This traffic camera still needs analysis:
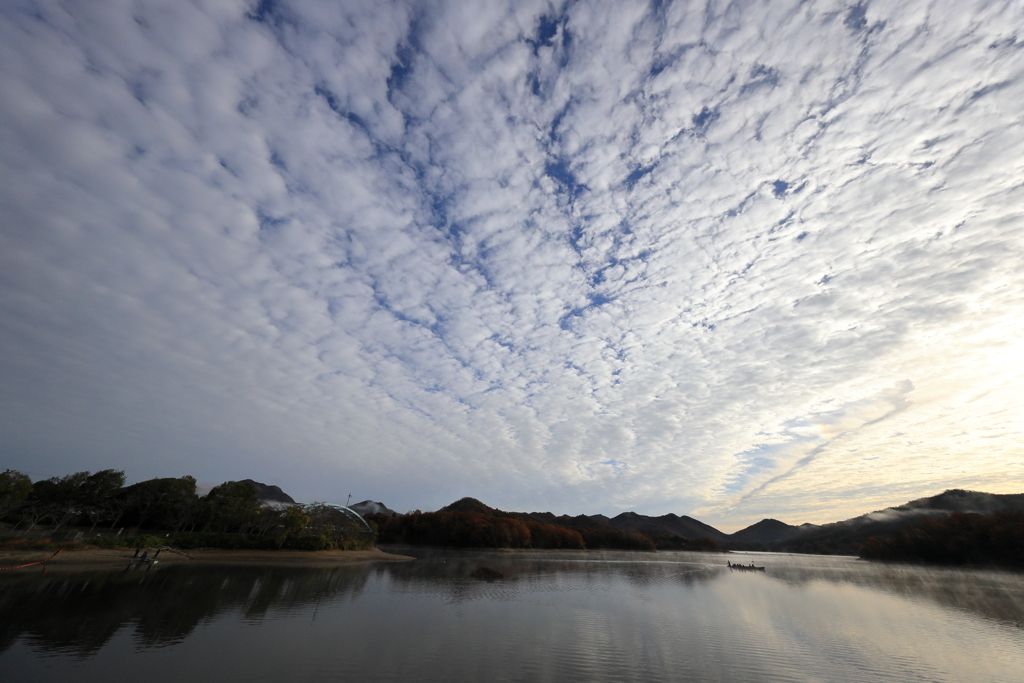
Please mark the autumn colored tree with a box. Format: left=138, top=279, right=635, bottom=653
left=526, top=521, right=585, bottom=549
left=859, top=511, right=1024, bottom=567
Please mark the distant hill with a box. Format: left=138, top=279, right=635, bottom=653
left=859, top=510, right=1024, bottom=567
left=595, top=511, right=817, bottom=546
left=440, top=497, right=495, bottom=514
left=763, top=489, right=1024, bottom=555
left=604, top=511, right=730, bottom=543
left=897, top=489, right=1024, bottom=514
left=433, top=500, right=723, bottom=541
left=350, top=500, right=398, bottom=517
left=727, top=519, right=812, bottom=545
left=381, top=489, right=1022, bottom=557
left=372, top=497, right=661, bottom=550
left=239, top=479, right=295, bottom=504
left=438, top=499, right=651, bottom=535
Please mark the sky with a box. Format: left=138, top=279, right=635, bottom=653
left=1, top=0, right=1022, bottom=532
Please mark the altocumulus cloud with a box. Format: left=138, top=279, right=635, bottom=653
left=1, top=0, right=1022, bottom=530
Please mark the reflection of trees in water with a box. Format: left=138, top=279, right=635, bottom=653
left=382, top=548, right=1024, bottom=627
left=375, top=548, right=721, bottom=604
left=762, top=560, right=1024, bottom=628
left=0, top=565, right=371, bottom=656
left=8, top=550, right=1013, bottom=663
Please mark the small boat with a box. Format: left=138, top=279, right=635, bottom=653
left=727, top=561, right=765, bottom=571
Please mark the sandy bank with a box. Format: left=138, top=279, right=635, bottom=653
left=0, top=547, right=415, bottom=573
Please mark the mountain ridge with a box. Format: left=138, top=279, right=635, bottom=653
left=602, top=511, right=731, bottom=543
left=593, top=489, right=1024, bottom=548
left=239, top=479, right=296, bottom=504
left=367, top=488, right=1024, bottom=555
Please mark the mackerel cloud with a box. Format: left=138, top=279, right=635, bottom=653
left=1, top=0, right=1022, bottom=529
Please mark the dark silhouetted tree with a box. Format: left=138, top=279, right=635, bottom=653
left=0, top=469, right=32, bottom=520
left=122, top=476, right=198, bottom=530
left=204, top=480, right=261, bottom=533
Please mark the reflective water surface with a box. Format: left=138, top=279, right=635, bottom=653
left=2, top=549, right=1023, bottom=682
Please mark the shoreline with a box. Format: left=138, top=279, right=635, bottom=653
left=0, top=547, right=415, bottom=573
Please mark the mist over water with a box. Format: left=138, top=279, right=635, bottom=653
left=2, top=551, right=1022, bottom=682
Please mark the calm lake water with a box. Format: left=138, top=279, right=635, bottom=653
left=2, top=548, right=1023, bottom=682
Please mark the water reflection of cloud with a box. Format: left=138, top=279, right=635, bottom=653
left=2, top=552, right=1023, bottom=683
left=759, top=558, right=1024, bottom=629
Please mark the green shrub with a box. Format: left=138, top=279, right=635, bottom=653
left=93, top=534, right=165, bottom=549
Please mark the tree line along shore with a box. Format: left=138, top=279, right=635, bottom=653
left=367, top=496, right=722, bottom=551
left=0, top=469, right=720, bottom=554
left=2, top=469, right=1022, bottom=569
left=0, top=469, right=375, bottom=552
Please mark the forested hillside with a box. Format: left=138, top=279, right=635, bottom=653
left=0, top=469, right=372, bottom=551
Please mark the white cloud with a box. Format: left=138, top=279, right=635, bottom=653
left=1, top=0, right=1022, bottom=529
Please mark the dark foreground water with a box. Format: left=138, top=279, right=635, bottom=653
left=2, top=549, right=1023, bottom=683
